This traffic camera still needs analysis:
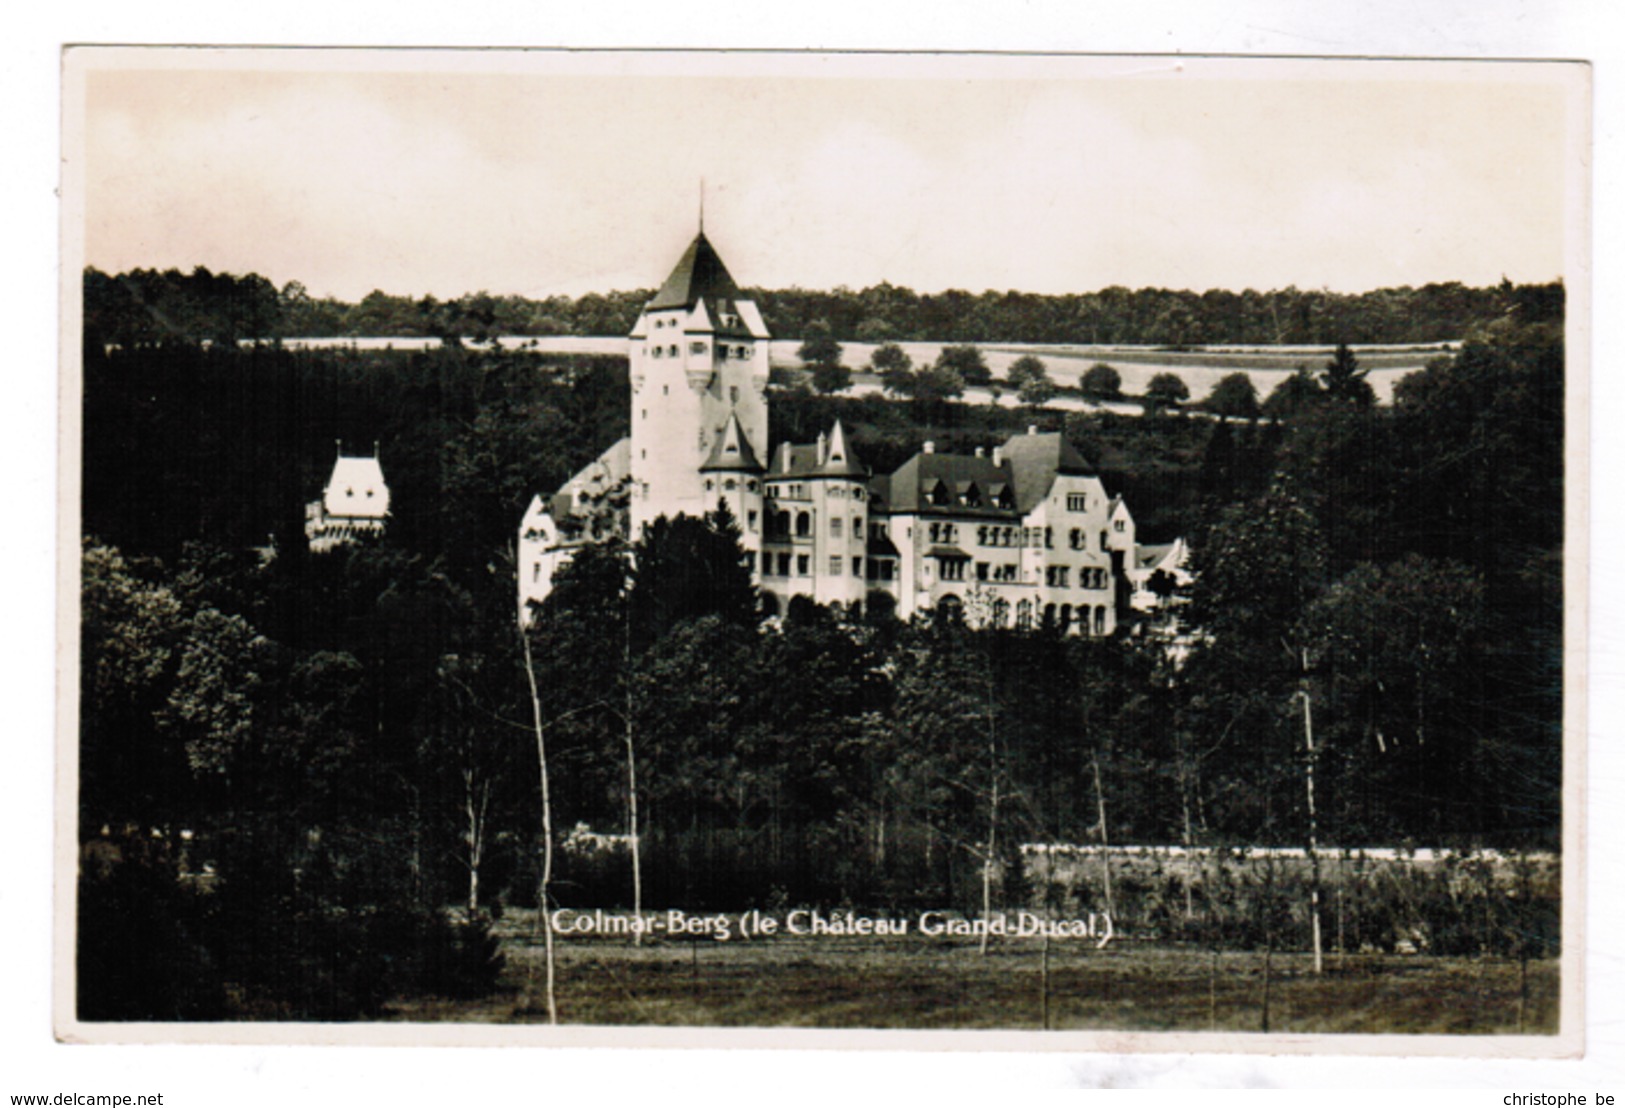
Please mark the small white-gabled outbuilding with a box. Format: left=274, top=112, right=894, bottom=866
left=306, top=443, right=391, bottom=553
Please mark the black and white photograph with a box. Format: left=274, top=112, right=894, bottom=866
left=56, top=46, right=1587, bottom=1056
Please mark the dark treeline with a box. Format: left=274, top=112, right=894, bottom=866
left=84, top=265, right=1563, bottom=347
left=78, top=272, right=1562, bottom=1019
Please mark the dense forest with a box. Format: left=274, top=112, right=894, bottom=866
left=83, top=264, right=1564, bottom=348
left=77, top=269, right=1564, bottom=1019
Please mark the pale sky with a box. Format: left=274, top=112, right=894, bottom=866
left=74, top=51, right=1581, bottom=302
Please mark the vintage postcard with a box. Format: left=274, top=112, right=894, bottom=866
left=57, top=47, right=1589, bottom=1055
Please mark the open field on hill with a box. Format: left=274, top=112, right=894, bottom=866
left=386, top=923, right=1558, bottom=1034
left=778, top=341, right=1441, bottom=405
left=269, top=335, right=1439, bottom=405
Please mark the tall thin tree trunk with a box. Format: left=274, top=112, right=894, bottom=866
left=520, top=626, right=558, bottom=1025
left=622, top=604, right=644, bottom=944
left=1302, top=659, right=1323, bottom=976
left=981, top=769, right=999, bottom=956
left=1179, top=760, right=1196, bottom=921
left=464, top=778, right=480, bottom=915
left=980, top=667, right=1000, bottom=957
left=1092, top=750, right=1115, bottom=919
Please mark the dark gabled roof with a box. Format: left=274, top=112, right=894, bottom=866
left=867, top=473, right=892, bottom=510
left=883, top=451, right=1017, bottom=517
left=700, top=413, right=764, bottom=474
left=768, top=442, right=822, bottom=478
left=648, top=232, right=744, bottom=311
left=764, top=420, right=868, bottom=480
left=999, top=431, right=1094, bottom=513
left=1136, top=542, right=1179, bottom=570
left=867, top=530, right=900, bottom=558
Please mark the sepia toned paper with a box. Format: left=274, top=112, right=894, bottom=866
left=56, top=46, right=1590, bottom=1058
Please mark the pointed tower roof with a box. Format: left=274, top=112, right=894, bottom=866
left=648, top=231, right=744, bottom=311
left=818, top=420, right=867, bottom=478
left=700, top=412, right=765, bottom=474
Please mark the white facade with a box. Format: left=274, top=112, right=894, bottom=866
left=306, top=446, right=390, bottom=553
left=518, top=228, right=1182, bottom=637
left=628, top=232, right=770, bottom=539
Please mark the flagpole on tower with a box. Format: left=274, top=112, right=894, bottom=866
left=699, top=178, right=705, bottom=233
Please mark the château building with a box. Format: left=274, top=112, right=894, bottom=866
left=519, top=228, right=1185, bottom=631
left=306, top=443, right=391, bottom=553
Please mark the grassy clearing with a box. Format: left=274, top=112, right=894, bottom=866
left=387, top=924, right=1558, bottom=1033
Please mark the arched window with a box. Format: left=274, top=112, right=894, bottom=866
left=796, top=511, right=811, bottom=538
left=1094, top=606, right=1107, bottom=635
left=992, top=597, right=1011, bottom=628
left=1016, top=599, right=1033, bottom=631
left=938, top=594, right=964, bottom=624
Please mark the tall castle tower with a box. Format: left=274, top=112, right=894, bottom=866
left=628, top=231, right=771, bottom=538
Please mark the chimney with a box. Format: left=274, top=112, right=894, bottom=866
left=780, top=441, right=792, bottom=473
left=992, top=446, right=1004, bottom=466
left=922, top=440, right=935, bottom=454
left=1027, top=424, right=1038, bottom=436
left=974, top=446, right=986, bottom=459
left=817, top=431, right=828, bottom=464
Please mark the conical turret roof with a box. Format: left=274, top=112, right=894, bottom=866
left=700, top=412, right=765, bottom=474
left=818, top=420, right=867, bottom=478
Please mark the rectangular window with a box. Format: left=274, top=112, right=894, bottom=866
left=977, top=562, right=990, bottom=581
left=852, top=557, right=862, bottom=577
left=853, top=515, right=862, bottom=538
left=691, top=341, right=707, bottom=355
left=829, top=555, right=843, bottom=576
left=730, top=386, right=740, bottom=404
left=831, top=517, right=843, bottom=538
left=1100, top=531, right=1109, bottom=551
left=797, top=554, right=810, bottom=576
left=760, top=551, right=771, bottom=575
left=1067, top=493, right=1087, bottom=512
left=778, top=553, right=792, bottom=576
left=747, top=510, right=758, bottom=532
